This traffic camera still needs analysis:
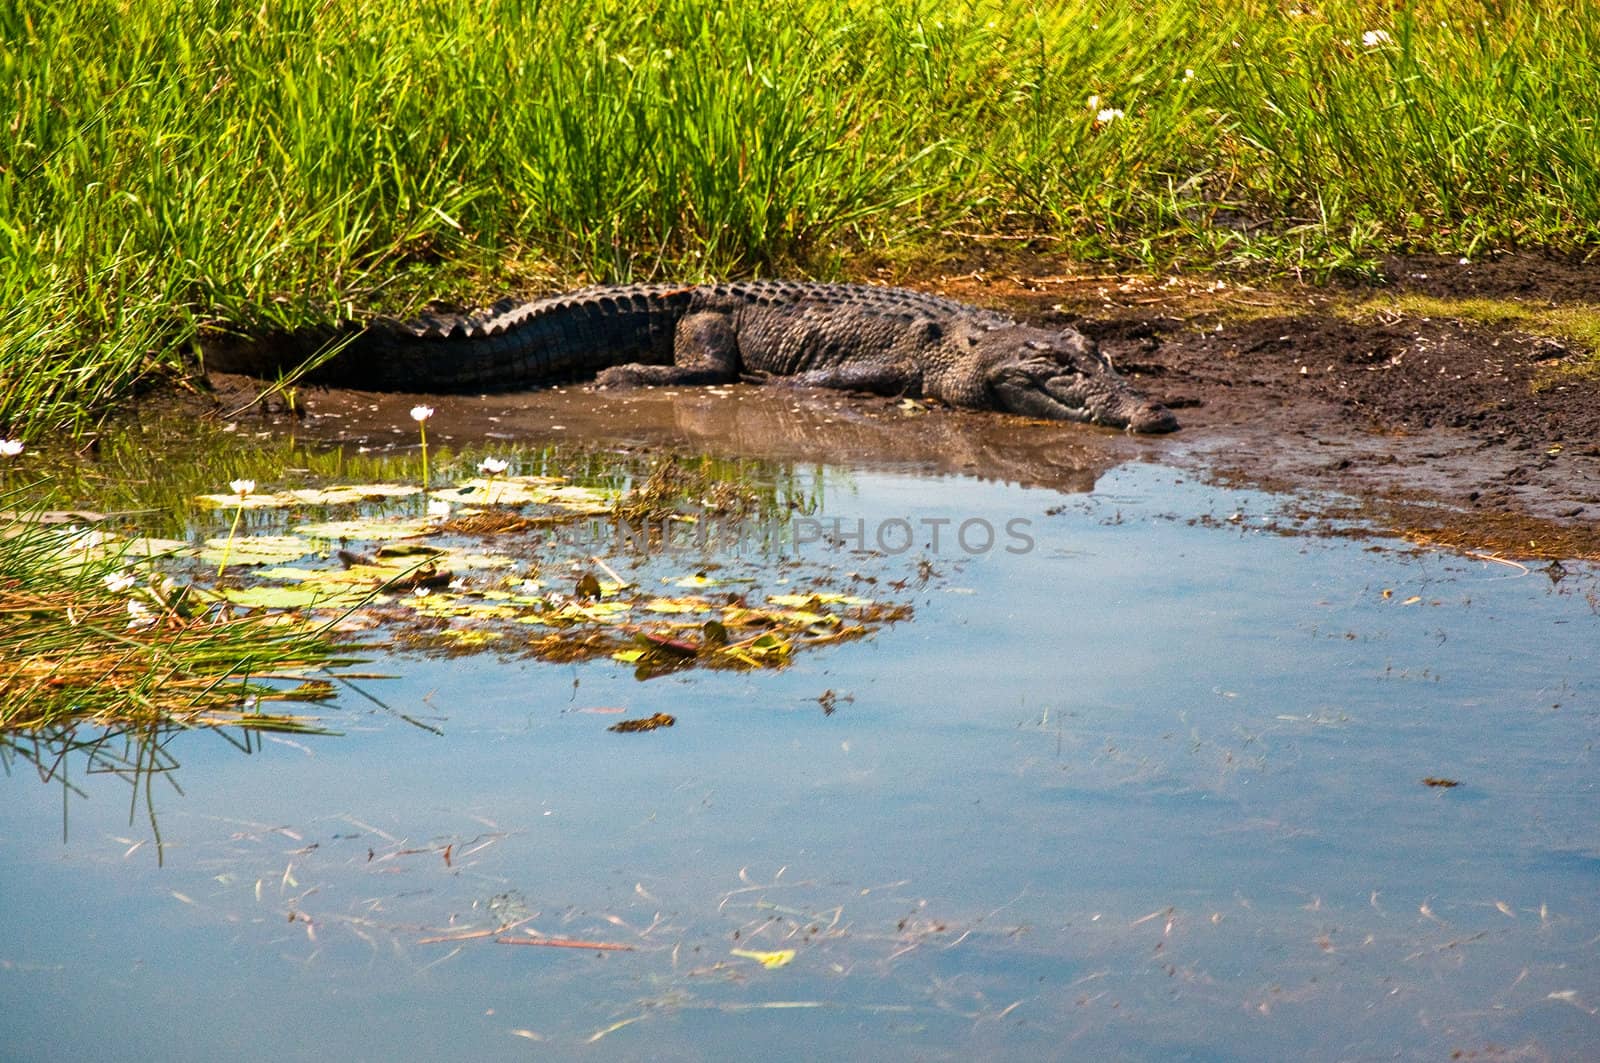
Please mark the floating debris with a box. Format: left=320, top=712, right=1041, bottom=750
left=608, top=713, right=676, bottom=733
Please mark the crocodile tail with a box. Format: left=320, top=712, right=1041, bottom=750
left=205, top=285, right=696, bottom=392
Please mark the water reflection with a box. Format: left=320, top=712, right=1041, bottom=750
left=2, top=720, right=266, bottom=864
left=279, top=384, right=1125, bottom=495
left=2, top=416, right=1597, bottom=1059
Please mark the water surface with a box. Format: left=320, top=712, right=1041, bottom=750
left=3, top=401, right=1596, bottom=1062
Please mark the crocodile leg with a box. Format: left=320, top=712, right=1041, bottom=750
left=595, top=310, right=743, bottom=388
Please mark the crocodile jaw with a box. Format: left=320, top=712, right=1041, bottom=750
left=988, top=362, right=1179, bottom=433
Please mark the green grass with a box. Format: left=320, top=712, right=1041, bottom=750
left=4, top=0, right=1599, bottom=436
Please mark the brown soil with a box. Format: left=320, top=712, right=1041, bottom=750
left=924, top=251, right=1600, bottom=559
left=203, top=251, right=1600, bottom=561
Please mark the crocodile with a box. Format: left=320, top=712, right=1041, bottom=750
left=208, top=281, right=1178, bottom=433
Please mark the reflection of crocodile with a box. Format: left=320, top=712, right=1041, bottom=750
left=208, top=282, right=1177, bottom=433
left=663, top=389, right=1112, bottom=495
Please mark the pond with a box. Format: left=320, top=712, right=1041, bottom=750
left=3, top=389, right=1597, bottom=1061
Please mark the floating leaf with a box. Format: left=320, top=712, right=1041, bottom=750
left=124, top=536, right=193, bottom=559
left=434, top=476, right=615, bottom=512
left=255, top=565, right=334, bottom=582
left=295, top=518, right=434, bottom=541
left=769, top=608, right=832, bottom=626
left=377, top=542, right=442, bottom=557
left=194, top=490, right=299, bottom=509
left=722, top=632, right=793, bottom=668
left=195, top=483, right=422, bottom=508
left=479, top=588, right=548, bottom=606
left=722, top=604, right=833, bottom=629
left=731, top=948, right=795, bottom=969
left=197, top=535, right=317, bottom=566
left=428, top=548, right=518, bottom=571
left=221, top=584, right=358, bottom=609
left=405, top=596, right=519, bottom=620
left=768, top=592, right=874, bottom=607
left=288, top=484, right=422, bottom=505
left=432, top=629, right=506, bottom=646
left=667, top=573, right=754, bottom=588
left=638, top=633, right=699, bottom=658
left=567, top=599, right=635, bottom=621
left=516, top=600, right=633, bottom=625
left=642, top=596, right=713, bottom=614
left=746, top=633, right=790, bottom=656
left=608, top=712, right=676, bottom=733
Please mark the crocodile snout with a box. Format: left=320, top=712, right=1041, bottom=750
left=1127, top=401, right=1180, bottom=434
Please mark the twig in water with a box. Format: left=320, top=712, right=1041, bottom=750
left=495, top=936, right=635, bottom=951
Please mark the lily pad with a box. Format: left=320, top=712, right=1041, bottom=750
left=198, top=535, right=319, bottom=566
left=294, top=518, right=434, bottom=541
left=404, top=595, right=520, bottom=620
left=287, top=483, right=422, bottom=505
left=221, top=584, right=361, bottom=609
left=195, top=482, right=422, bottom=508
left=124, top=536, right=194, bottom=559
left=432, top=476, right=615, bottom=513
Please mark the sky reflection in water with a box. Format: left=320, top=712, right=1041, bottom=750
left=2, top=460, right=1597, bottom=1062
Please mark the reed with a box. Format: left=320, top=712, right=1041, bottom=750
left=0, top=506, right=351, bottom=731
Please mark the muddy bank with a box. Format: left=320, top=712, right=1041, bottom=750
left=929, top=252, right=1600, bottom=558
left=204, top=252, right=1600, bottom=560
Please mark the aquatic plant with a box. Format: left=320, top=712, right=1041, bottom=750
left=479, top=456, right=509, bottom=505
left=215, top=478, right=256, bottom=577
left=411, top=405, right=435, bottom=496
left=0, top=510, right=351, bottom=732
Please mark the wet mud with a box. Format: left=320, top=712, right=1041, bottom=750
left=935, top=251, right=1600, bottom=557
left=203, top=251, right=1600, bottom=560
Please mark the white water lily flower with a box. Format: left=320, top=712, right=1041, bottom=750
left=104, top=571, right=137, bottom=594
left=126, top=600, right=157, bottom=630
left=0, top=439, right=22, bottom=457
left=410, top=404, right=435, bottom=422
left=229, top=478, right=255, bottom=497
left=478, top=457, right=510, bottom=476
left=1362, top=29, right=1392, bottom=47
left=426, top=498, right=452, bottom=519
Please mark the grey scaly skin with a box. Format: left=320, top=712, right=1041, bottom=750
left=212, top=281, right=1178, bottom=433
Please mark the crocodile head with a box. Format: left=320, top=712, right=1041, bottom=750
left=983, top=330, right=1179, bottom=433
